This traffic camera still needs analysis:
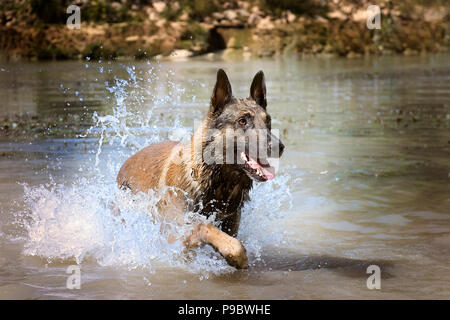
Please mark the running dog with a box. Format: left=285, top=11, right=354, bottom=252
left=117, top=69, right=284, bottom=268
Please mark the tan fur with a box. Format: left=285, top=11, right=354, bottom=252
left=117, top=141, right=180, bottom=192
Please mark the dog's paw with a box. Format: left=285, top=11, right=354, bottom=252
left=221, top=238, right=249, bottom=269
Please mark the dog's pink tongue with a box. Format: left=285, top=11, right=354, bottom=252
left=260, top=165, right=275, bottom=180
left=247, top=156, right=275, bottom=180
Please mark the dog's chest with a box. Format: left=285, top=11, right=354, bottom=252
left=193, top=168, right=252, bottom=221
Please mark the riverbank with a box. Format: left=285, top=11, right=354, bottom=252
left=1, top=0, right=449, bottom=61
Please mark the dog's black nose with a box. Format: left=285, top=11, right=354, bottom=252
left=268, top=133, right=284, bottom=158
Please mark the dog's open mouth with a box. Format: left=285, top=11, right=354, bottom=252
left=240, top=152, right=275, bottom=181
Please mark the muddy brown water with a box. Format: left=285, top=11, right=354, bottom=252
left=0, top=53, right=449, bottom=299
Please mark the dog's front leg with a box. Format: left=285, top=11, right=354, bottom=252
left=184, top=224, right=248, bottom=269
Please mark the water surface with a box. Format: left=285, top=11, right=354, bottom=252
left=0, top=53, right=449, bottom=299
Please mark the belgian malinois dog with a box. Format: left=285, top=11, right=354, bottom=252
left=116, top=69, right=284, bottom=269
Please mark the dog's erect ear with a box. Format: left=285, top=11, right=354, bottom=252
left=250, top=70, right=267, bottom=109
left=210, top=69, right=232, bottom=115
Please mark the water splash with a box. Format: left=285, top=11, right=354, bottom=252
left=19, top=62, right=292, bottom=276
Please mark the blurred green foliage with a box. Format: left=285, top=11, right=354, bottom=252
left=1, top=0, right=444, bottom=26
left=81, top=0, right=137, bottom=23
left=29, top=0, right=67, bottom=24
left=26, top=0, right=221, bottom=24
left=82, top=43, right=117, bottom=60
left=36, top=44, right=71, bottom=60
left=178, top=22, right=210, bottom=52
left=258, top=0, right=327, bottom=16
left=181, top=0, right=220, bottom=20
left=27, top=0, right=139, bottom=24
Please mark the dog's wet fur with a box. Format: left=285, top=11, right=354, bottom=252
left=117, top=69, right=284, bottom=268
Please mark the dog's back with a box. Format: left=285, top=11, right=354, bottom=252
left=117, top=140, right=181, bottom=193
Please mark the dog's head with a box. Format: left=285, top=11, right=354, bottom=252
left=204, top=69, right=284, bottom=182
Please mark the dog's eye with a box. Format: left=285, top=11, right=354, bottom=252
left=238, top=118, right=247, bottom=126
